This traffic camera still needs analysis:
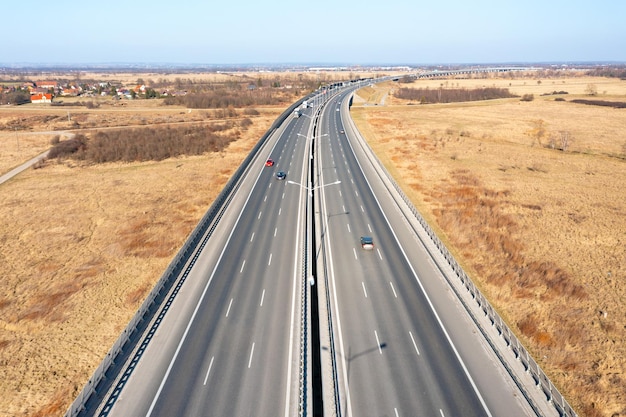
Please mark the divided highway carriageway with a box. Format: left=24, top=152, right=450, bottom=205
left=69, top=80, right=571, bottom=417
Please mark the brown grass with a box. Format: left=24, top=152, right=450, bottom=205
left=352, top=75, right=626, bottom=417
left=30, top=388, right=71, bottom=417
left=1, top=70, right=623, bottom=417
left=0, top=89, right=283, bottom=416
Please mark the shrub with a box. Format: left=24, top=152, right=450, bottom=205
left=242, top=108, right=260, bottom=116
left=47, top=135, right=87, bottom=159
left=520, top=94, right=534, bottom=102
left=240, top=118, right=253, bottom=129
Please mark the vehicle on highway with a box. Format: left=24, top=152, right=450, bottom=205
left=275, top=171, right=286, bottom=180
left=360, top=236, right=374, bottom=250
left=265, top=159, right=274, bottom=167
left=340, top=129, right=345, bottom=134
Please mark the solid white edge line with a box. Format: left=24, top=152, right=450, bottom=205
left=320, top=110, right=354, bottom=417
left=284, top=119, right=309, bottom=417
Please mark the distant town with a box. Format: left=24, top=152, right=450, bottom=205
left=1, top=62, right=624, bottom=106
left=0, top=78, right=185, bottom=105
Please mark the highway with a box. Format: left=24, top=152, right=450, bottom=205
left=99, top=84, right=547, bottom=417
left=106, top=106, right=314, bottom=416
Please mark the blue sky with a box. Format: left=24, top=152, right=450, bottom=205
left=2, top=0, right=625, bottom=65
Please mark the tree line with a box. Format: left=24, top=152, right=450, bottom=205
left=394, top=87, right=517, bottom=104
left=46, top=120, right=252, bottom=163
left=163, top=89, right=284, bottom=109
left=0, top=90, right=31, bottom=105
left=585, top=66, right=626, bottom=79
left=571, top=99, right=626, bottom=109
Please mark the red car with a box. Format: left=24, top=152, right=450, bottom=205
left=265, top=159, right=274, bottom=167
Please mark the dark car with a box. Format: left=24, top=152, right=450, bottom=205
left=360, top=236, right=374, bottom=250
left=275, top=171, right=286, bottom=180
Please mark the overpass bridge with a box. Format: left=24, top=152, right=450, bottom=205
left=414, top=66, right=534, bottom=78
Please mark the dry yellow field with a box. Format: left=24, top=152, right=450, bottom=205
left=0, top=99, right=281, bottom=416
left=352, top=74, right=626, bottom=417
left=0, top=71, right=624, bottom=417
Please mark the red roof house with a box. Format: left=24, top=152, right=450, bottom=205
left=31, top=93, right=53, bottom=103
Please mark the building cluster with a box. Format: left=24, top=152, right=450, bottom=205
left=1, top=79, right=185, bottom=104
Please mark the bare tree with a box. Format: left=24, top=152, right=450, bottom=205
left=585, top=83, right=598, bottom=96
left=559, top=131, right=572, bottom=151
left=548, top=135, right=557, bottom=150
left=529, top=119, right=546, bottom=147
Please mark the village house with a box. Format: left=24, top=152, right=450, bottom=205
left=30, top=93, right=52, bottom=104
left=35, top=81, right=58, bottom=89
left=61, top=86, right=80, bottom=96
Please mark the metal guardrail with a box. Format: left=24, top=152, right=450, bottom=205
left=299, top=92, right=335, bottom=417
left=64, top=98, right=308, bottom=417
left=343, top=95, right=577, bottom=417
